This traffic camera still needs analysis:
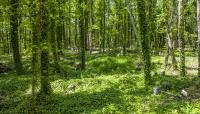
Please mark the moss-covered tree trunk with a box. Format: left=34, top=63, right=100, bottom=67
left=10, top=0, right=23, bottom=74
left=39, top=0, right=52, bottom=95
left=137, top=0, right=152, bottom=85
left=178, top=0, right=185, bottom=76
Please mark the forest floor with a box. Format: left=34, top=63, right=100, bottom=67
left=0, top=51, right=200, bottom=114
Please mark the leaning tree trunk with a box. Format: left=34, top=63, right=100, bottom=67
left=10, top=0, right=23, bottom=74
left=137, top=0, right=152, bottom=86
left=197, top=0, right=200, bottom=77
left=178, top=0, right=185, bottom=76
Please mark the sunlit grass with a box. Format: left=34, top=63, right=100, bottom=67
left=0, top=53, right=200, bottom=113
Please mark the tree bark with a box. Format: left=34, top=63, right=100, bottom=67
left=178, top=0, right=185, bottom=76
left=10, top=0, right=23, bottom=74
left=137, top=0, right=152, bottom=85
left=39, top=0, right=52, bottom=95
left=30, top=1, right=40, bottom=112
left=79, top=0, right=86, bottom=70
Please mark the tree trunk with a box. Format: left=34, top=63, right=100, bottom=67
left=88, top=0, right=93, bottom=54
left=68, top=0, right=71, bottom=49
left=123, top=1, right=128, bottom=56
left=79, top=0, right=86, bottom=70
left=178, top=0, right=185, bottom=76
left=30, top=1, right=40, bottom=112
left=57, top=0, right=63, bottom=54
left=197, top=0, right=200, bottom=77
left=10, top=0, right=23, bottom=74
left=137, top=0, right=152, bottom=85
left=39, top=0, right=52, bottom=95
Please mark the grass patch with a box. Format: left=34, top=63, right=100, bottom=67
left=0, top=53, right=200, bottom=113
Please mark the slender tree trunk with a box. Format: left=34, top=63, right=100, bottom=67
left=88, top=0, right=93, bottom=54
left=123, top=1, right=128, bottom=56
left=178, top=0, right=185, bottom=76
left=79, top=0, right=86, bottom=70
left=103, top=0, right=106, bottom=53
